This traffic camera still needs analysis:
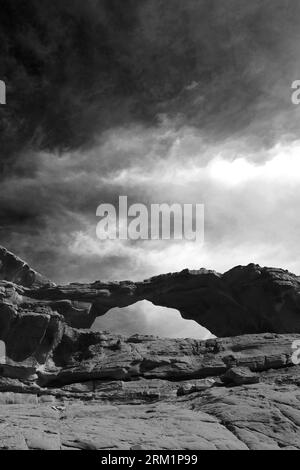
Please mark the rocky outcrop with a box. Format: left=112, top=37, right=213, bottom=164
left=0, top=246, right=52, bottom=288
left=0, top=331, right=299, bottom=450
left=31, top=330, right=299, bottom=387
left=1, top=246, right=300, bottom=368
left=27, top=264, right=300, bottom=336
left=1, top=245, right=300, bottom=450
left=2, top=246, right=300, bottom=336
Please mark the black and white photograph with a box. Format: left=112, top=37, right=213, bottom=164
left=0, top=0, right=300, bottom=454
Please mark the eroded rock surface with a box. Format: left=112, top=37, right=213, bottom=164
left=0, top=332, right=299, bottom=450
left=27, top=264, right=300, bottom=336
left=0, top=246, right=52, bottom=288
left=0, top=246, right=300, bottom=450
left=2, top=245, right=300, bottom=336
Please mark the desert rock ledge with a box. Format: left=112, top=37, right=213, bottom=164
left=1, top=246, right=300, bottom=335
left=0, top=246, right=300, bottom=450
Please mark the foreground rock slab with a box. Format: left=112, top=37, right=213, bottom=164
left=1, top=372, right=300, bottom=450
left=0, top=402, right=248, bottom=450
left=0, top=331, right=299, bottom=450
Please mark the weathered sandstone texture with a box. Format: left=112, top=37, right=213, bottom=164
left=2, top=245, right=300, bottom=336
left=0, top=246, right=300, bottom=450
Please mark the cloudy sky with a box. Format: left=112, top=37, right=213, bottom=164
left=1, top=0, right=300, bottom=337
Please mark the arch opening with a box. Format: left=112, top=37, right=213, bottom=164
left=92, top=300, right=213, bottom=340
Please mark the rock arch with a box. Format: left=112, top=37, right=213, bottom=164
left=2, top=245, right=300, bottom=337
left=28, top=264, right=300, bottom=337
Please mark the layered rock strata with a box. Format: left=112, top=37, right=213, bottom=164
left=0, top=246, right=300, bottom=450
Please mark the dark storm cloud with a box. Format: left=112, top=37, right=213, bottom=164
left=1, top=0, right=300, bottom=172
left=1, top=0, right=300, bottom=296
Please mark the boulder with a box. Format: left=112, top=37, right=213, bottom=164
left=221, top=366, right=260, bottom=385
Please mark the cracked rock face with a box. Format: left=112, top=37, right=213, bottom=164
left=2, top=245, right=300, bottom=336
left=0, top=246, right=300, bottom=450
left=27, top=264, right=300, bottom=336
left=0, top=246, right=52, bottom=288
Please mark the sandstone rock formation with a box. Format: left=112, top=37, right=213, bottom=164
left=0, top=246, right=52, bottom=288
left=2, top=246, right=300, bottom=336
left=0, top=326, right=299, bottom=450
left=19, top=260, right=300, bottom=336
left=0, top=245, right=300, bottom=450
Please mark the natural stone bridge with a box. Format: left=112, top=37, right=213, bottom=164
left=1, top=245, right=300, bottom=338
